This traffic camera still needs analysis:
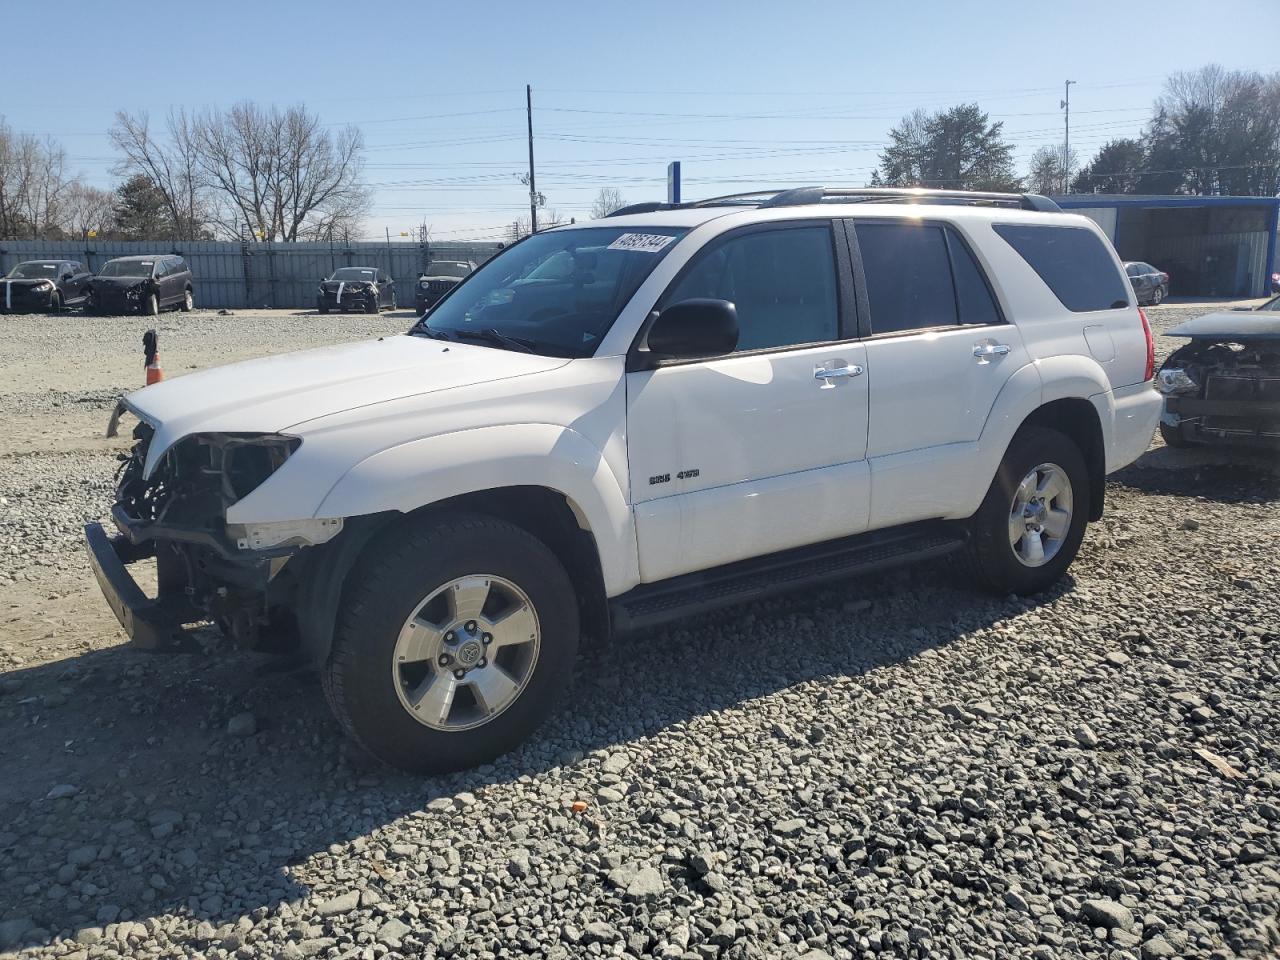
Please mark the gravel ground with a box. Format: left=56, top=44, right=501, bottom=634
left=0, top=303, right=1277, bottom=960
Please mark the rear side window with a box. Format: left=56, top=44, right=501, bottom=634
left=946, top=230, right=1002, bottom=327
left=856, top=222, right=956, bottom=333
left=994, top=224, right=1130, bottom=312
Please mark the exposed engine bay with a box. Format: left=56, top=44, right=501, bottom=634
left=1158, top=335, right=1280, bottom=447
left=103, top=411, right=342, bottom=652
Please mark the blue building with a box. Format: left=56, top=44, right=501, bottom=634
left=1052, top=195, right=1279, bottom=299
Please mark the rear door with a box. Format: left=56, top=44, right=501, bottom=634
left=850, top=219, right=1031, bottom=528
left=625, top=220, right=870, bottom=582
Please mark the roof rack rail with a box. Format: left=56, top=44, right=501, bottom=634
left=604, top=187, right=1062, bottom=218
left=758, top=186, right=1061, bottom=212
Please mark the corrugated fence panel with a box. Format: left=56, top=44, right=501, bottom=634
left=0, top=239, right=501, bottom=309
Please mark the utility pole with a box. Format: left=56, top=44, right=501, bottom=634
left=1060, top=79, right=1076, bottom=194
left=526, top=84, right=538, bottom=234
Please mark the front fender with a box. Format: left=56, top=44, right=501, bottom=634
left=312, top=423, right=639, bottom=595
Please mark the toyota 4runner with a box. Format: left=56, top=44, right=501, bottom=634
left=86, top=187, right=1162, bottom=773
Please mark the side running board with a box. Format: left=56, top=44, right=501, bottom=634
left=609, top=521, right=967, bottom=634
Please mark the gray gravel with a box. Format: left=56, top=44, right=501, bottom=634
left=0, top=303, right=1277, bottom=960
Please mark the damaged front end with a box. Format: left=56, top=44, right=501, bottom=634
left=1158, top=337, right=1280, bottom=448
left=86, top=406, right=342, bottom=651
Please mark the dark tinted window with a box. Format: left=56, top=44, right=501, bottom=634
left=1125, top=263, right=1140, bottom=277
left=665, top=225, right=839, bottom=351
left=856, top=222, right=957, bottom=334
left=947, top=229, right=1002, bottom=326
left=994, top=224, right=1130, bottom=312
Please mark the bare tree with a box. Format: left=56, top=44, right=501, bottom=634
left=59, top=182, right=116, bottom=239
left=589, top=187, right=627, bottom=219
left=195, top=101, right=369, bottom=241
left=1025, top=144, right=1078, bottom=195
left=109, top=109, right=206, bottom=239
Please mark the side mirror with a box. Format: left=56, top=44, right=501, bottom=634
left=645, top=299, right=738, bottom=361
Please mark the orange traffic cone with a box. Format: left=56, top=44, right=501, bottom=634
left=143, top=329, right=164, bottom=385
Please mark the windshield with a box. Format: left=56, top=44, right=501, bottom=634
left=6, top=262, right=60, bottom=279
left=425, top=261, right=471, bottom=277
left=330, top=268, right=377, bottom=281
left=412, top=226, right=687, bottom=357
left=99, top=260, right=154, bottom=278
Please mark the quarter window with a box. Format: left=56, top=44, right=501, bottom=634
left=663, top=225, right=839, bottom=352
left=946, top=229, right=1002, bottom=327
left=994, top=224, right=1130, bottom=312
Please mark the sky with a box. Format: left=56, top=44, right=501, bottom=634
left=2, top=0, right=1277, bottom=243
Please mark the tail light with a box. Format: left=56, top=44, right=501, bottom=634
left=1160, top=272, right=1169, bottom=284
left=1139, top=308, right=1155, bottom=382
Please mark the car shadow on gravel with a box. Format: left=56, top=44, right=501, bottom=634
left=0, top=559, right=1043, bottom=950
left=1112, top=447, right=1280, bottom=503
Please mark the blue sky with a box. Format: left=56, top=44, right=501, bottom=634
left=2, top=0, right=1276, bottom=241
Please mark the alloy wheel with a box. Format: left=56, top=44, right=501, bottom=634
left=1008, top=462, right=1073, bottom=567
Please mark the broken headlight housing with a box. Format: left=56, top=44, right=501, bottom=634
left=1156, top=368, right=1199, bottom=396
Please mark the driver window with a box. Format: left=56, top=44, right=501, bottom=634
left=662, top=225, right=839, bottom=352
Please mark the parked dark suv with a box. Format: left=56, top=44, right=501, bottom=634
left=317, top=267, right=396, bottom=314
left=1, top=259, right=92, bottom=313
left=89, top=256, right=194, bottom=315
left=414, top=260, right=476, bottom=315
left=1125, top=261, right=1169, bottom=306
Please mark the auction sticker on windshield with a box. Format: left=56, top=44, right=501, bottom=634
left=607, top=233, right=677, bottom=253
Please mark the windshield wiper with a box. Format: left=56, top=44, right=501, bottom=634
left=408, top=320, right=456, bottom=341
left=452, top=327, right=538, bottom=354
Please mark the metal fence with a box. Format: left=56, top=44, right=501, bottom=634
left=0, top=239, right=503, bottom=309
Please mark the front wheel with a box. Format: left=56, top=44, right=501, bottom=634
left=1159, top=422, right=1191, bottom=449
left=966, top=426, right=1089, bottom=595
left=142, top=293, right=158, bottom=317
left=322, top=513, right=579, bottom=773
left=365, top=297, right=379, bottom=314
left=47, top=292, right=62, bottom=314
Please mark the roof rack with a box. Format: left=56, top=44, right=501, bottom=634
left=605, top=186, right=1061, bottom=216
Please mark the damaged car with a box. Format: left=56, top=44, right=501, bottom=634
left=414, top=260, right=476, bottom=315
left=89, top=255, right=195, bottom=316
left=316, top=267, right=395, bottom=314
left=1156, top=297, right=1280, bottom=448
left=1, top=259, right=92, bottom=313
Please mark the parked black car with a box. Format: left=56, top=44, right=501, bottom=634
left=88, top=256, right=194, bottom=316
left=414, top=260, right=476, bottom=315
left=317, top=267, right=396, bottom=314
left=1125, top=261, right=1169, bottom=306
left=1156, top=296, right=1280, bottom=449
left=1, top=259, right=92, bottom=313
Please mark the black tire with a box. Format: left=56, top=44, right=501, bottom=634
left=365, top=297, right=379, bottom=314
left=47, top=292, right=62, bottom=314
left=1159, top=422, right=1191, bottom=448
left=966, top=426, right=1090, bottom=595
left=322, top=512, right=579, bottom=773
left=142, top=292, right=158, bottom=317
left=181, top=287, right=193, bottom=312
left=317, top=301, right=329, bottom=315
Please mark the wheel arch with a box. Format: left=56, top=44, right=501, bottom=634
left=292, top=484, right=611, bottom=669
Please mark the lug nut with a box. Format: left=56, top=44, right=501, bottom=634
left=445, top=631, right=455, bottom=643
left=453, top=669, right=466, bottom=679
left=477, top=657, right=487, bottom=668
left=482, top=633, right=492, bottom=645
left=438, top=654, right=451, bottom=667
left=465, top=620, right=477, bottom=632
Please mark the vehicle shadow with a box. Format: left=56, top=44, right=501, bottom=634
left=1111, top=445, right=1280, bottom=503
left=0, top=557, right=1046, bottom=951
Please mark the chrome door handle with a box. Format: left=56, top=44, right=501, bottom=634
left=973, top=343, right=1011, bottom=359
left=814, top=363, right=863, bottom=382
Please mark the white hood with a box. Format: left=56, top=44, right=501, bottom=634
left=124, top=334, right=569, bottom=476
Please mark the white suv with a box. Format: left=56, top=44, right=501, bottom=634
left=87, top=187, right=1161, bottom=772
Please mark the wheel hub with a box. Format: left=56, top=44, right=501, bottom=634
left=1008, top=462, right=1073, bottom=568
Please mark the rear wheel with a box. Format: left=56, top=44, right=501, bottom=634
left=181, top=288, right=193, bottom=312
left=966, top=426, right=1089, bottom=594
left=322, top=513, right=579, bottom=773
left=1151, top=285, right=1164, bottom=306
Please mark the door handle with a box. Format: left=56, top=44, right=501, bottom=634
left=972, top=343, right=1011, bottom=362
left=814, top=363, right=863, bottom=382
